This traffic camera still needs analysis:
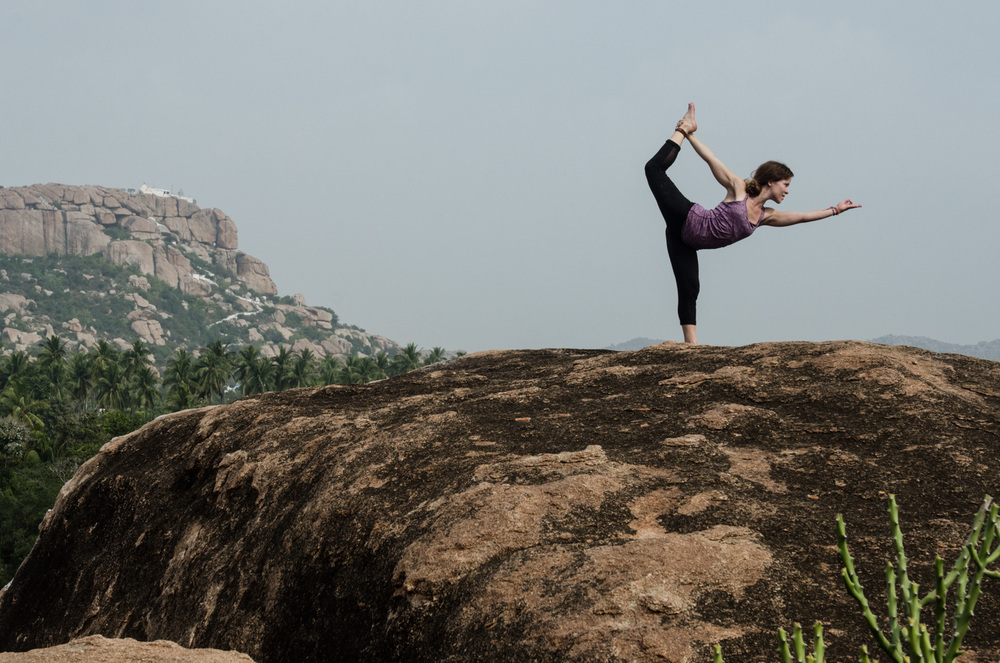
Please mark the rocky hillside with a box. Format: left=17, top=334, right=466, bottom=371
left=0, top=184, right=399, bottom=365
left=2, top=340, right=1000, bottom=662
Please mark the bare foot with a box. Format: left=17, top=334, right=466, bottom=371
left=676, top=102, right=697, bottom=134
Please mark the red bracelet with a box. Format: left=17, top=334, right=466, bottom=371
left=829, top=206, right=839, bottom=216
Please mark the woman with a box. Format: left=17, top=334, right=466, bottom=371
left=645, top=103, right=861, bottom=344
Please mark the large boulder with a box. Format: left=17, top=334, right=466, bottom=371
left=103, top=240, right=154, bottom=276
left=64, top=213, right=110, bottom=256
left=187, top=209, right=219, bottom=245
left=152, top=244, right=194, bottom=290
left=216, top=214, right=238, bottom=249
left=0, top=210, right=46, bottom=255
left=3, top=341, right=1000, bottom=662
left=234, top=252, right=277, bottom=295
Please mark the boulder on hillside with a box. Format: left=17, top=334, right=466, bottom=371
left=152, top=244, right=194, bottom=290
left=121, top=215, right=160, bottom=241
left=233, top=252, right=277, bottom=295
left=0, top=293, right=31, bottom=314
left=64, top=213, right=110, bottom=256
left=3, top=341, right=1000, bottom=662
left=215, top=213, right=238, bottom=250
left=0, top=210, right=45, bottom=255
left=103, top=240, right=154, bottom=277
left=179, top=273, right=214, bottom=298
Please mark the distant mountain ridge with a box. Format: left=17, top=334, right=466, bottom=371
left=607, top=335, right=1000, bottom=362
left=604, top=337, right=666, bottom=352
left=0, top=183, right=401, bottom=366
left=868, top=335, right=1000, bottom=362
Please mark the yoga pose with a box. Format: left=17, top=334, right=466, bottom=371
left=645, top=103, right=861, bottom=344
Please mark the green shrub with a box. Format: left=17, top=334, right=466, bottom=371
left=715, top=495, right=1000, bottom=663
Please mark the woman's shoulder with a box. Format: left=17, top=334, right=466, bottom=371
left=721, top=177, right=747, bottom=202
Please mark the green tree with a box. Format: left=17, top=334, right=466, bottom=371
left=94, top=360, right=129, bottom=411
left=0, top=381, right=48, bottom=432
left=35, top=335, right=68, bottom=397
left=123, top=339, right=152, bottom=380
left=423, top=346, right=446, bottom=366
left=131, top=365, right=160, bottom=411
left=89, top=339, right=120, bottom=383
left=358, top=357, right=384, bottom=382
left=0, top=416, right=30, bottom=475
left=164, top=349, right=199, bottom=412
left=0, top=351, right=32, bottom=391
left=339, top=356, right=372, bottom=384
left=67, top=352, right=93, bottom=410
left=195, top=340, right=232, bottom=403
left=234, top=345, right=272, bottom=397
left=374, top=352, right=391, bottom=376
left=289, top=349, right=317, bottom=388
left=340, top=356, right=360, bottom=384
left=271, top=346, right=294, bottom=391
left=319, top=356, right=343, bottom=386
left=0, top=463, right=63, bottom=585
left=391, top=343, right=422, bottom=376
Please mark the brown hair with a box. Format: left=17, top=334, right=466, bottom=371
left=745, top=161, right=794, bottom=197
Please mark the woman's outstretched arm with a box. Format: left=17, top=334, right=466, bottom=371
left=686, top=133, right=743, bottom=200
left=763, top=199, right=862, bottom=227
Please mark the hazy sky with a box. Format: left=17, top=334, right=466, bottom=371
left=2, top=2, right=998, bottom=352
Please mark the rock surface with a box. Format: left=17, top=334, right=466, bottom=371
left=0, top=635, right=254, bottom=662
left=2, top=340, right=1000, bottom=662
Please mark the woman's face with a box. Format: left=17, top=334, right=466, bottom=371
left=768, top=179, right=791, bottom=204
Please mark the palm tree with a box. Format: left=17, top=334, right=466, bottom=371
left=234, top=345, right=269, bottom=396
left=0, top=351, right=31, bottom=390
left=339, top=356, right=367, bottom=384
left=131, top=365, right=160, bottom=411
left=0, top=381, right=48, bottom=431
left=319, top=356, right=344, bottom=385
left=123, top=340, right=152, bottom=380
left=391, top=343, right=422, bottom=376
left=374, top=352, right=391, bottom=376
left=234, top=345, right=261, bottom=385
left=195, top=340, right=232, bottom=403
left=89, top=339, right=120, bottom=381
left=36, top=335, right=68, bottom=396
left=423, top=347, right=447, bottom=366
left=358, top=357, right=384, bottom=383
left=241, top=355, right=274, bottom=396
left=164, top=349, right=199, bottom=412
left=271, top=346, right=294, bottom=391
left=289, top=349, right=317, bottom=388
left=68, top=352, right=93, bottom=410
left=94, top=361, right=129, bottom=411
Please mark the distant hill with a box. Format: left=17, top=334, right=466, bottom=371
left=0, top=183, right=401, bottom=368
left=869, top=335, right=1000, bottom=362
left=604, top=337, right=666, bottom=351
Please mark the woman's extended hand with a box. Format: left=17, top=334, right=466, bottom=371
left=834, top=200, right=862, bottom=214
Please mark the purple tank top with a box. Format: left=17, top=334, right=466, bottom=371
left=682, top=196, right=763, bottom=250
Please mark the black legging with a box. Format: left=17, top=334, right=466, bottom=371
left=645, top=138, right=699, bottom=326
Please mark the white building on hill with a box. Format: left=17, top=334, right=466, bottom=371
left=139, top=184, right=195, bottom=204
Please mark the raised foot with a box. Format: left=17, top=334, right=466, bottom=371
left=676, top=102, right=697, bottom=135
